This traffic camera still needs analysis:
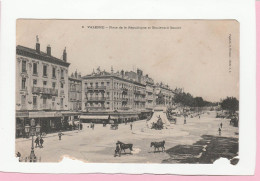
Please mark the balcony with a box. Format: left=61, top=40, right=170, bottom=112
left=20, top=104, right=27, bottom=110
left=122, top=98, right=128, bottom=102
left=60, top=90, right=65, bottom=95
left=120, top=107, right=130, bottom=110
left=20, top=87, right=28, bottom=95
left=146, top=96, right=154, bottom=100
left=33, top=104, right=38, bottom=110
left=86, top=106, right=107, bottom=110
left=87, top=97, right=106, bottom=102
left=85, top=86, right=106, bottom=91
left=40, top=104, right=51, bottom=110
left=32, top=87, right=58, bottom=96
left=134, top=98, right=146, bottom=102
left=121, top=87, right=128, bottom=92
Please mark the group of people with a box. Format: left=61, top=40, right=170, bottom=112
left=35, top=136, right=44, bottom=148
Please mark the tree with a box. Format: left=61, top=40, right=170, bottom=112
left=220, top=97, right=239, bottom=113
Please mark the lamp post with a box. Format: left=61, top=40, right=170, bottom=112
left=24, top=119, right=41, bottom=162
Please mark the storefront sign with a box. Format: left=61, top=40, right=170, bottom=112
left=29, top=111, right=62, bottom=118
left=16, top=112, right=29, bottom=118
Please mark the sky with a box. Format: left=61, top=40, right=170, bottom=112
left=16, top=20, right=239, bottom=102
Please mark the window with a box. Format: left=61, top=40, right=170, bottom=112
left=43, top=97, right=47, bottom=105
left=22, top=61, right=26, bottom=73
left=60, top=98, right=63, bottom=107
left=61, top=69, right=64, bottom=79
left=21, top=95, right=26, bottom=105
left=95, top=82, right=98, bottom=88
left=90, top=83, right=93, bottom=87
left=21, top=78, right=26, bottom=90
left=52, top=82, right=56, bottom=89
left=33, top=79, right=37, bottom=86
left=52, top=97, right=55, bottom=109
left=33, top=96, right=37, bottom=106
left=43, top=81, right=47, bottom=86
left=33, top=63, right=37, bottom=75
left=52, top=67, right=56, bottom=78
left=61, top=82, right=64, bottom=88
left=101, top=82, right=104, bottom=86
left=107, top=82, right=110, bottom=86
left=43, top=65, right=47, bottom=77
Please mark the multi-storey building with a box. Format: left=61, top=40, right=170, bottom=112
left=16, top=38, right=70, bottom=137
left=154, top=83, right=175, bottom=106
left=68, top=71, right=82, bottom=112
left=80, top=69, right=147, bottom=123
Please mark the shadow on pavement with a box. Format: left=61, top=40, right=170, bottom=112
left=162, top=135, right=238, bottom=164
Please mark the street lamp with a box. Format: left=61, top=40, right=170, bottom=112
left=24, top=119, right=41, bottom=162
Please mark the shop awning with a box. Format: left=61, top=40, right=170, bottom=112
left=61, top=112, right=81, bottom=116
left=80, top=115, right=109, bottom=120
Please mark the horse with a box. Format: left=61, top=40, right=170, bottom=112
left=150, top=140, right=165, bottom=152
left=116, top=141, right=133, bottom=153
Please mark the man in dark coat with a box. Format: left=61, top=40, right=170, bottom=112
left=40, top=137, right=44, bottom=148
left=35, top=137, right=40, bottom=148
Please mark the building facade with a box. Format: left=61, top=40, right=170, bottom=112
left=16, top=39, right=70, bottom=137
left=154, top=83, right=175, bottom=106
left=68, top=71, right=82, bottom=112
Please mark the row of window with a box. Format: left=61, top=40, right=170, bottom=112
left=21, top=60, right=65, bottom=79
left=84, top=81, right=145, bottom=91
left=21, top=78, right=65, bottom=89
left=20, top=95, right=64, bottom=108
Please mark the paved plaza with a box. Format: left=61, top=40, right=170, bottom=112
left=15, top=111, right=238, bottom=163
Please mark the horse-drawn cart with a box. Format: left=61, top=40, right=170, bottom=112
left=110, top=124, right=118, bottom=130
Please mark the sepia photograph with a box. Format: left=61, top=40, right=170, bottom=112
left=15, top=19, right=239, bottom=164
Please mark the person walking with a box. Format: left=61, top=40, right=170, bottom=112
left=35, top=137, right=40, bottom=148
left=58, top=131, right=63, bottom=140
left=40, top=137, right=44, bottom=148
left=130, top=122, right=133, bottom=130
left=184, top=115, right=187, bottom=124
left=220, top=122, right=223, bottom=128
left=218, top=127, right=222, bottom=136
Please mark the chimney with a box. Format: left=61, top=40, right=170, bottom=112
left=47, top=45, right=51, bottom=56
left=121, top=70, right=124, bottom=78
left=36, top=35, right=40, bottom=53
left=63, top=47, right=67, bottom=62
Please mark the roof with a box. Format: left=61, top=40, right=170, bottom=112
left=82, top=74, right=146, bottom=87
left=16, top=45, right=70, bottom=67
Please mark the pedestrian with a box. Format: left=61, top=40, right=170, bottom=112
left=16, top=152, right=21, bottom=158
left=16, top=152, right=21, bottom=162
left=58, top=131, right=63, bottom=140
left=218, top=127, right=222, bottom=136
left=130, top=123, right=133, bottom=130
left=184, top=115, right=187, bottom=124
left=80, top=123, right=83, bottom=130
left=114, top=143, right=121, bottom=157
left=40, top=137, right=44, bottom=148
left=220, top=122, right=223, bottom=128
left=35, top=137, right=40, bottom=148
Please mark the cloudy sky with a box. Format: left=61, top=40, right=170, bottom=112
left=16, top=20, right=239, bottom=102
